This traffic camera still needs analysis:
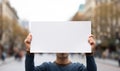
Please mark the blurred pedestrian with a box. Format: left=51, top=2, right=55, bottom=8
left=14, top=47, right=23, bottom=61
left=18, top=49, right=24, bottom=61
left=14, top=47, right=19, bottom=60
left=1, top=52, right=6, bottom=61
left=0, top=44, right=6, bottom=62
left=118, top=56, right=120, bottom=67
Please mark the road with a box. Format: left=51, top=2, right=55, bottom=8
left=0, top=54, right=120, bottom=71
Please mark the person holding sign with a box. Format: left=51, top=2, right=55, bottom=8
left=24, top=34, right=97, bottom=71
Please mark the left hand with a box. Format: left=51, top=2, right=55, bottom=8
left=88, top=35, right=96, bottom=53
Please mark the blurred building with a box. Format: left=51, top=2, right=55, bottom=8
left=72, top=4, right=86, bottom=21
left=0, top=1, right=2, bottom=40
left=2, top=0, right=18, bottom=20
left=72, top=0, right=96, bottom=21
left=95, top=0, right=120, bottom=42
left=0, top=0, right=19, bottom=55
left=0, top=0, right=18, bottom=44
left=82, top=0, right=120, bottom=41
left=83, top=0, right=96, bottom=20
left=83, top=0, right=97, bottom=39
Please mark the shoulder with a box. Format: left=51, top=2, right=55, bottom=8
left=40, top=62, right=55, bottom=67
left=71, top=62, right=85, bottom=68
left=35, top=62, right=53, bottom=70
left=41, top=62, right=53, bottom=65
left=72, top=62, right=83, bottom=65
left=63, top=62, right=86, bottom=71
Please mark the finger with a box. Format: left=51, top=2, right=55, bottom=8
left=89, top=35, right=95, bottom=39
left=24, top=39, right=31, bottom=44
left=88, top=37, right=92, bottom=42
left=26, top=43, right=30, bottom=48
left=27, top=33, right=32, bottom=41
left=88, top=35, right=95, bottom=42
left=25, top=35, right=32, bottom=43
left=89, top=40, right=94, bottom=45
left=29, top=33, right=32, bottom=38
left=88, top=38, right=95, bottom=45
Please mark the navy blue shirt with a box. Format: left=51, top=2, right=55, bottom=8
left=25, top=54, right=97, bottom=71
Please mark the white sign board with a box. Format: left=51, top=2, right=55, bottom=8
left=30, top=21, right=91, bottom=53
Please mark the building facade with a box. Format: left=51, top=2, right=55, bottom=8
left=94, top=0, right=120, bottom=40
left=83, top=0, right=120, bottom=42
left=0, top=0, right=19, bottom=55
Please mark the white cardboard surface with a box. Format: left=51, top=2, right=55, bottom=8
left=30, top=21, right=91, bottom=53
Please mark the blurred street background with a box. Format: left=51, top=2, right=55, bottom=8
left=0, top=54, right=120, bottom=71
left=0, top=0, right=120, bottom=71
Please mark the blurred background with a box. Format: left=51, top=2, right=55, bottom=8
left=0, top=0, right=120, bottom=71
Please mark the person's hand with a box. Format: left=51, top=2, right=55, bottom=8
left=24, top=33, right=32, bottom=52
left=88, top=35, right=96, bottom=54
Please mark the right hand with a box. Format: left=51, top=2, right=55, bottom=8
left=24, top=33, right=32, bottom=52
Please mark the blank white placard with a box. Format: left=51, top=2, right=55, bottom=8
left=30, top=21, right=91, bottom=53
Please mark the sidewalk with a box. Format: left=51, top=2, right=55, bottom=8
left=95, top=57, right=119, bottom=67
left=0, top=57, right=14, bottom=66
left=69, top=54, right=119, bottom=67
